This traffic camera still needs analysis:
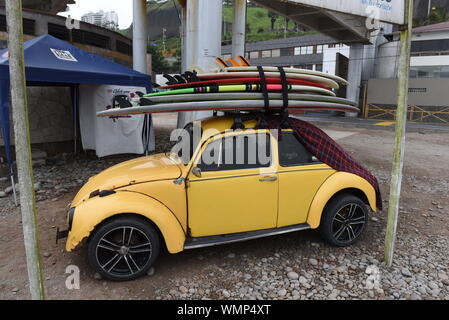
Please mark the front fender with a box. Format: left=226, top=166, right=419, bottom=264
left=307, top=172, right=377, bottom=229
left=66, top=191, right=186, bottom=254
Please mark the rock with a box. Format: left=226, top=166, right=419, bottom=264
left=418, top=286, right=427, bottom=295
left=244, top=274, right=252, bottom=280
left=0, top=191, right=7, bottom=198
left=428, top=281, right=439, bottom=290
left=430, top=289, right=441, bottom=296
left=309, top=258, right=318, bottom=266
left=401, top=268, right=412, bottom=277
left=12, top=287, right=19, bottom=293
left=438, top=272, right=448, bottom=281
left=223, top=290, right=230, bottom=298
left=328, top=292, right=338, bottom=299
left=43, top=252, right=51, bottom=258
left=298, top=276, right=308, bottom=285
left=147, top=267, right=155, bottom=276
left=227, top=253, right=236, bottom=259
left=371, top=217, right=379, bottom=222
left=277, top=289, right=287, bottom=297
left=34, top=182, right=41, bottom=191
left=94, top=273, right=102, bottom=280
left=179, top=286, right=188, bottom=294
left=324, top=284, right=333, bottom=291
left=287, top=272, right=299, bottom=280
left=5, top=186, right=14, bottom=194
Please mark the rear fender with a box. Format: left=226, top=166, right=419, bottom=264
left=307, top=172, right=377, bottom=229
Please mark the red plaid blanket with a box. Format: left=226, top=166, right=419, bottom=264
left=268, top=117, right=382, bottom=210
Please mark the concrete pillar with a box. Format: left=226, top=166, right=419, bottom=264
left=133, top=0, right=154, bottom=152
left=178, top=0, right=223, bottom=128
left=133, top=0, right=148, bottom=73
left=347, top=43, right=364, bottom=117
left=180, top=5, right=187, bottom=72
left=232, top=0, right=246, bottom=58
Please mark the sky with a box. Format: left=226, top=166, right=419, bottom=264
left=58, top=0, right=134, bottom=29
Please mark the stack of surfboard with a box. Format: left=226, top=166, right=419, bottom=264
left=97, top=65, right=358, bottom=117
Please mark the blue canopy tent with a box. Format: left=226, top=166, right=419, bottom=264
left=0, top=35, right=152, bottom=201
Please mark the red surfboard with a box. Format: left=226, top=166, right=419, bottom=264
left=160, top=77, right=330, bottom=90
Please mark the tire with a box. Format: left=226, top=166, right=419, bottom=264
left=319, top=194, right=369, bottom=247
left=88, top=216, right=160, bottom=281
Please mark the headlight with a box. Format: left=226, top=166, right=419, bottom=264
left=68, top=208, right=75, bottom=231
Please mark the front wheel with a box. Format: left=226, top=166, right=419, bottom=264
left=88, top=216, right=160, bottom=281
left=319, top=194, right=369, bottom=247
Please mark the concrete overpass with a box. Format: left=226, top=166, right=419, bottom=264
left=0, top=0, right=74, bottom=14
left=253, top=0, right=371, bottom=44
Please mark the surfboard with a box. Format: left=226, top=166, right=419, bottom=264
left=97, top=100, right=359, bottom=117
left=197, top=72, right=340, bottom=89
left=144, top=93, right=356, bottom=106
left=223, top=66, right=349, bottom=85
left=144, top=84, right=336, bottom=98
left=160, top=77, right=330, bottom=90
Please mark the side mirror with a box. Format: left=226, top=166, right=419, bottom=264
left=192, top=167, right=202, bottom=178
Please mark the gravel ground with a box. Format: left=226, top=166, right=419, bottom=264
left=0, top=113, right=448, bottom=300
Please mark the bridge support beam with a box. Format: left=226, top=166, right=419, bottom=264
left=347, top=43, right=364, bottom=117
left=231, top=0, right=246, bottom=58
left=178, top=0, right=223, bottom=128
left=133, top=0, right=148, bottom=74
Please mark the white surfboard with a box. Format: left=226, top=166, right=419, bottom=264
left=197, top=72, right=340, bottom=89
left=97, top=100, right=359, bottom=117
left=223, top=66, right=349, bottom=86
left=145, top=93, right=357, bottom=106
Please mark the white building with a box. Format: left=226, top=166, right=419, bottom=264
left=376, top=22, right=449, bottom=79
left=81, top=10, right=119, bottom=29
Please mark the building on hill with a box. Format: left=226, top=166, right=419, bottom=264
left=81, top=10, right=119, bottom=30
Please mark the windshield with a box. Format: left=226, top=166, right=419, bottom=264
left=169, top=122, right=202, bottom=165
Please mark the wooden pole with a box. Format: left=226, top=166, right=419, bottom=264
left=5, top=0, right=45, bottom=299
left=384, top=0, right=413, bottom=267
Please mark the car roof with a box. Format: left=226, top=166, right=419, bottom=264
left=198, top=115, right=294, bottom=140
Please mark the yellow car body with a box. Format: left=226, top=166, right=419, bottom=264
left=64, top=115, right=377, bottom=257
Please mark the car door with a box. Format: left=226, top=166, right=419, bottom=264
left=276, top=130, right=336, bottom=228
left=187, top=130, right=278, bottom=237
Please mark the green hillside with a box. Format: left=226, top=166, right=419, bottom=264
left=222, top=5, right=311, bottom=42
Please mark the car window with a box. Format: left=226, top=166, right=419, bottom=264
left=278, top=132, right=320, bottom=167
left=198, top=133, right=271, bottom=172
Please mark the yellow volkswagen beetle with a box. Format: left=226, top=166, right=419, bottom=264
left=59, top=115, right=378, bottom=281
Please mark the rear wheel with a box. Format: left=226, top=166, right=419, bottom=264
left=319, top=194, right=369, bottom=247
left=88, top=216, right=160, bottom=281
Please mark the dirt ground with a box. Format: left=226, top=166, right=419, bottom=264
left=1, top=114, right=448, bottom=300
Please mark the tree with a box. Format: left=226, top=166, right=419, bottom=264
left=268, top=11, right=279, bottom=31
left=147, top=44, right=170, bottom=74
left=413, top=6, right=449, bottom=26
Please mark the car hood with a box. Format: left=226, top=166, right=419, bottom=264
left=72, top=154, right=182, bottom=206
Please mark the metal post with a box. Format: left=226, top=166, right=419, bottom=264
left=5, top=0, right=45, bottom=300
left=232, top=0, right=247, bottom=58
left=384, top=0, right=413, bottom=267
left=133, top=0, right=148, bottom=73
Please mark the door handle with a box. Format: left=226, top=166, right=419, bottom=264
left=259, top=176, right=277, bottom=182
